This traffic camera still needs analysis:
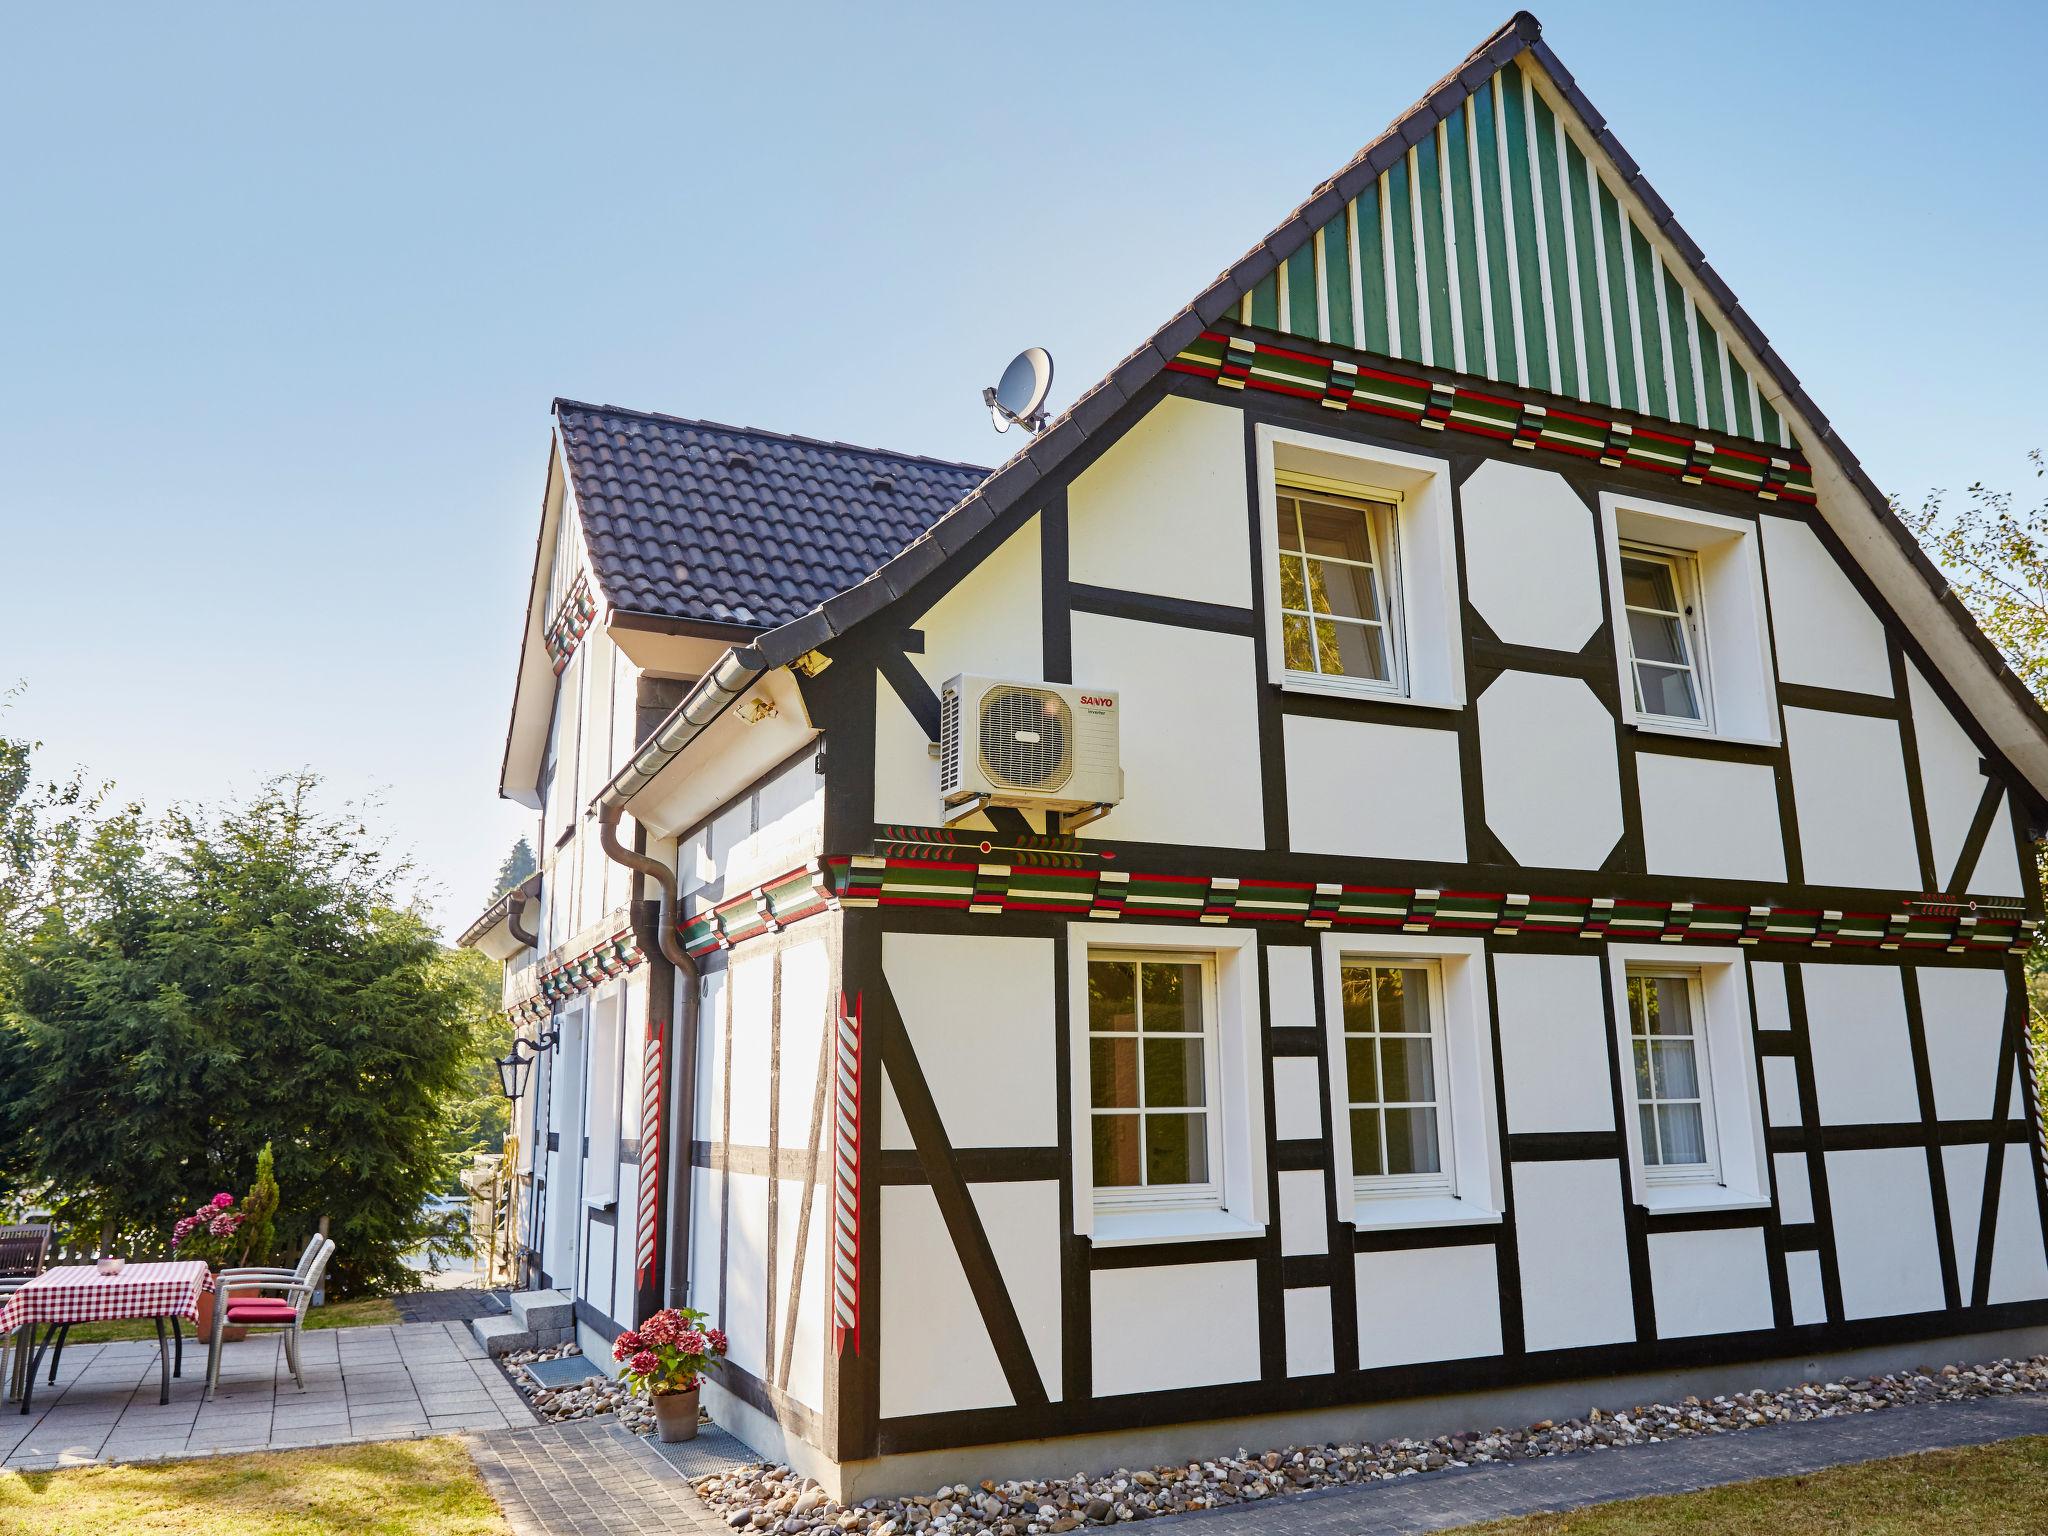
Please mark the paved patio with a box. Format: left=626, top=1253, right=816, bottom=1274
left=0, top=1320, right=536, bottom=1471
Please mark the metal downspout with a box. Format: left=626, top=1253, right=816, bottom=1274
left=597, top=804, right=701, bottom=1314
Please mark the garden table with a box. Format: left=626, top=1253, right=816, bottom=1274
left=0, top=1261, right=213, bottom=1413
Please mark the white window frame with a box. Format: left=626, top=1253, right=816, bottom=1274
left=1621, top=965, right=1721, bottom=1187
left=1618, top=543, right=1713, bottom=731
left=1256, top=426, right=1465, bottom=711
left=1337, top=957, right=1456, bottom=1200
left=1319, top=933, right=1503, bottom=1231
left=584, top=984, right=625, bottom=1208
left=1067, top=924, right=1267, bottom=1246
left=1599, top=493, right=1779, bottom=747
left=1604, top=944, right=1769, bottom=1215
left=1273, top=476, right=1407, bottom=696
left=1083, top=950, right=1226, bottom=1216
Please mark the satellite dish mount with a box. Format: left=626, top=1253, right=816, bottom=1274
left=983, top=347, right=1054, bottom=435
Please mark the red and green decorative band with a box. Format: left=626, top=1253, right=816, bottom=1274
left=1167, top=329, right=1817, bottom=505
left=677, top=848, right=2033, bottom=959
left=544, top=573, right=598, bottom=676
left=505, top=926, right=645, bottom=1027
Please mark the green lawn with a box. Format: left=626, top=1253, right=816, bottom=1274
left=0, top=1438, right=507, bottom=1535
left=58, top=1295, right=401, bottom=1344
left=1450, top=1436, right=2048, bottom=1534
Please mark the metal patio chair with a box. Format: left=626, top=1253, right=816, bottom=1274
left=0, top=1225, right=52, bottom=1403
left=205, top=1236, right=334, bottom=1399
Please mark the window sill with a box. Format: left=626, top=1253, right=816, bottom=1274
left=1275, top=677, right=1463, bottom=711
left=1088, top=1207, right=1265, bottom=1248
left=1624, top=718, right=1780, bottom=751
left=1636, top=1183, right=1770, bottom=1216
left=1345, top=1194, right=1503, bottom=1233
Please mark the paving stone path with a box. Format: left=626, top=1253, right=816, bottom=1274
left=464, top=1391, right=2048, bottom=1536
left=464, top=1419, right=753, bottom=1536
left=0, top=1321, right=535, bottom=1471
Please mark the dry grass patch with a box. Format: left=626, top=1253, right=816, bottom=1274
left=0, top=1437, right=507, bottom=1535
left=1451, top=1435, right=2048, bottom=1534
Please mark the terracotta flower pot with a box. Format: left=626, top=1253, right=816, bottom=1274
left=651, top=1386, right=700, bottom=1442
left=197, top=1279, right=250, bottom=1344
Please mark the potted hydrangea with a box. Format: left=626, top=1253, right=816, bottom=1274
left=612, top=1306, right=728, bottom=1442
left=172, top=1192, right=249, bottom=1341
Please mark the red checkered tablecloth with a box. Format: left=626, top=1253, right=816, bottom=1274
left=0, top=1262, right=214, bottom=1334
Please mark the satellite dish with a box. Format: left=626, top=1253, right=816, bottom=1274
left=982, top=347, right=1054, bottom=434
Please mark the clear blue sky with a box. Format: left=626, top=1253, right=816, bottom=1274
left=6, top=2, right=2042, bottom=937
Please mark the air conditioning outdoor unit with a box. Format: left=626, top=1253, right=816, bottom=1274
left=938, top=674, right=1123, bottom=825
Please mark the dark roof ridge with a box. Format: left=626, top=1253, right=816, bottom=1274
left=551, top=398, right=991, bottom=477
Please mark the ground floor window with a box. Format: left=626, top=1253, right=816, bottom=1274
left=1624, top=967, right=1719, bottom=1184
left=1338, top=958, right=1453, bottom=1198
left=1087, top=952, right=1222, bottom=1209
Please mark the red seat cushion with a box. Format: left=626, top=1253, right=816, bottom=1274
left=225, top=1300, right=300, bottom=1323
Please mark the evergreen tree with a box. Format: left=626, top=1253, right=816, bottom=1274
left=2, top=771, right=499, bottom=1295
left=491, top=836, right=536, bottom=901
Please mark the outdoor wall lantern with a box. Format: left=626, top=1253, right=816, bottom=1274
left=495, top=1025, right=562, bottom=1101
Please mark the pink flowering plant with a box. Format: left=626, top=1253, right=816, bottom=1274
left=611, top=1306, right=727, bottom=1397
left=169, top=1192, right=247, bottom=1266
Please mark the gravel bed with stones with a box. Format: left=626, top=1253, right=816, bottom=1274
left=501, top=1342, right=655, bottom=1435
left=689, top=1355, right=2048, bottom=1534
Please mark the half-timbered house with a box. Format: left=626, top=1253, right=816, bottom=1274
left=462, top=10, right=2048, bottom=1500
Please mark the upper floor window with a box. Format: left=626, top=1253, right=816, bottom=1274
left=1256, top=426, right=1465, bottom=711
left=1619, top=545, right=1710, bottom=728
left=1623, top=968, right=1718, bottom=1184
left=1276, top=478, right=1403, bottom=691
left=1599, top=494, right=1778, bottom=747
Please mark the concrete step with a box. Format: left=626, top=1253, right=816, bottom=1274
left=471, top=1314, right=536, bottom=1357
left=509, top=1288, right=574, bottom=1334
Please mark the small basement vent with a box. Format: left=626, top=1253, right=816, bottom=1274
left=978, top=685, right=1074, bottom=793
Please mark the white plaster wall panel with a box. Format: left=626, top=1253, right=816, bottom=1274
left=584, top=1219, right=615, bottom=1315
left=880, top=1186, right=1011, bottom=1418
left=1760, top=515, right=1893, bottom=696
left=1073, top=613, right=1265, bottom=849
left=1282, top=715, right=1465, bottom=863
left=1513, top=1161, right=1635, bottom=1352
left=1964, top=795, right=2025, bottom=898
left=1092, top=1262, right=1261, bottom=1396
left=1987, top=1143, right=2048, bottom=1304
left=688, top=1167, right=722, bottom=1323
left=723, top=1171, right=772, bottom=1382
left=880, top=1077, right=913, bottom=1153
left=1827, top=1147, right=1946, bottom=1319
left=1802, top=964, right=1919, bottom=1125
left=776, top=1176, right=826, bottom=1410
left=1279, top=1169, right=1328, bottom=1257
left=1272, top=1057, right=1324, bottom=1141
left=2013, top=1077, right=2030, bottom=1120
left=1635, top=753, right=1785, bottom=883
left=971, top=1181, right=1063, bottom=1402
left=1941, top=1143, right=1985, bottom=1295
left=873, top=677, right=942, bottom=827
left=1648, top=1228, right=1773, bottom=1339
left=1267, top=945, right=1318, bottom=1029
left=1751, top=962, right=1790, bottom=1032
left=612, top=1191, right=639, bottom=1326
left=1478, top=672, right=1622, bottom=869
left=1906, top=660, right=1988, bottom=888
left=775, top=939, right=832, bottom=1151
left=912, top=516, right=1044, bottom=690
left=1067, top=396, right=1252, bottom=608
left=1763, top=1056, right=1803, bottom=1128
left=1774, top=1153, right=1813, bottom=1225
left=725, top=952, right=776, bottom=1147
left=884, top=932, right=1057, bottom=1149
left=694, top=972, right=728, bottom=1134
left=1356, top=1246, right=1504, bottom=1368
left=1459, top=461, right=1604, bottom=651
left=1284, top=1287, right=1335, bottom=1377
left=1784, top=708, right=1921, bottom=891
left=1918, top=966, right=2007, bottom=1122
left=1787, top=1250, right=1827, bottom=1326
left=1494, top=952, right=1614, bottom=1135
